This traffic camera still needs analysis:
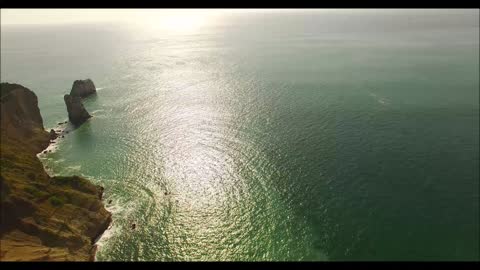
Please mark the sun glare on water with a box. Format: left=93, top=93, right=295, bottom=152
left=161, top=15, right=206, bottom=31
left=138, top=10, right=216, bottom=33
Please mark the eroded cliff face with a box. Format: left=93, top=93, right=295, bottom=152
left=0, top=83, right=111, bottom=261
left=0, top=83, right=50, bottom=153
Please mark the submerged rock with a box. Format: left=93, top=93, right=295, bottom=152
left=70, top=79, right=96, bottom=98
left=64, top=94, right=91, bottom=126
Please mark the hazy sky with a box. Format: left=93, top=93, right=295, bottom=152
left=0, top=9, right=315, bottom=25
left=1, top=9, right=206, bottom=25
left=2, top=9, right=477, bottom=28
left=1, top=9, right=389, bottom=26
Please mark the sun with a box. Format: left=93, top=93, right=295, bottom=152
left=136, top=10, right=215, bottom=33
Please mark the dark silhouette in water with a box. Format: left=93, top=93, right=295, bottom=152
left=64, top=94, right=92, bottom=126
left=70, top=79, right=96, bottom=98
left=64, top=79, right=97, bottom=127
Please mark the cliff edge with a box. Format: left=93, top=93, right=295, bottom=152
left=0, top=83, right=111, bottom=261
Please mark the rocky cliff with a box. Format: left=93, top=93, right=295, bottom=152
left=0, top=83, right=111, bottom=261
left=0, top=83, right=51, bottom=153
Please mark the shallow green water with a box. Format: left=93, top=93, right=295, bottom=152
left=1, top=10, right=479, bottom=261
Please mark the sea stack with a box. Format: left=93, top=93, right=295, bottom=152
left=70, top=79, right=96, bottom=98
left=64, top=79, right=96, bottom=126
left=64, top=94, right=92, bottom=126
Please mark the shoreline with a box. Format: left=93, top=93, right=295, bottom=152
left=38, top=123, right=112, bottom=261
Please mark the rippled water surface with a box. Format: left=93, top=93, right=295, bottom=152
left=1, top=10, right=479, bottom=260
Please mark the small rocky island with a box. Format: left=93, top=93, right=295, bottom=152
left=70, top=79, right=97, bottom=98
left=64, top=79, right=96, bottom=126
left=0, top=82, right=111, bottom=261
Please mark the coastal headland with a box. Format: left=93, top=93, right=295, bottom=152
left=0, top=82, right=111, bottom=261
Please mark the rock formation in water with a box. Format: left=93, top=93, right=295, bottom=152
left=0, top=82, right=111, bottom=261
left=64, top=94, right=92, bottom=126
left=64, top=79, right=97, bottom=127
left=70, top=79, right=96, bottom=98
left=49, top=129, right=58, bottom=140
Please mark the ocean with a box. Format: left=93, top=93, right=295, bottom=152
left=1, top=9, right=479, bottom=261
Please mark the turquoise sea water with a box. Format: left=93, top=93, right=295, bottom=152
left=1, top=10, right=479, bottom=261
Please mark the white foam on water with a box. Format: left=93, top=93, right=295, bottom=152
left=66, top=165, right=82, bottom=172
left=369, top=92, right=390, bottom=106
left=95, top=220, right=117, bottom=248
left=95, top=194, right=140, bottom=250
left=37, top=140, right=59, bottom=156
left=53, top=158, right=65, bottom=164
left=91, top=109, right=106, bottom=116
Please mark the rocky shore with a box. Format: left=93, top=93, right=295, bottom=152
left=0, top=82, right=111, bottom=261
